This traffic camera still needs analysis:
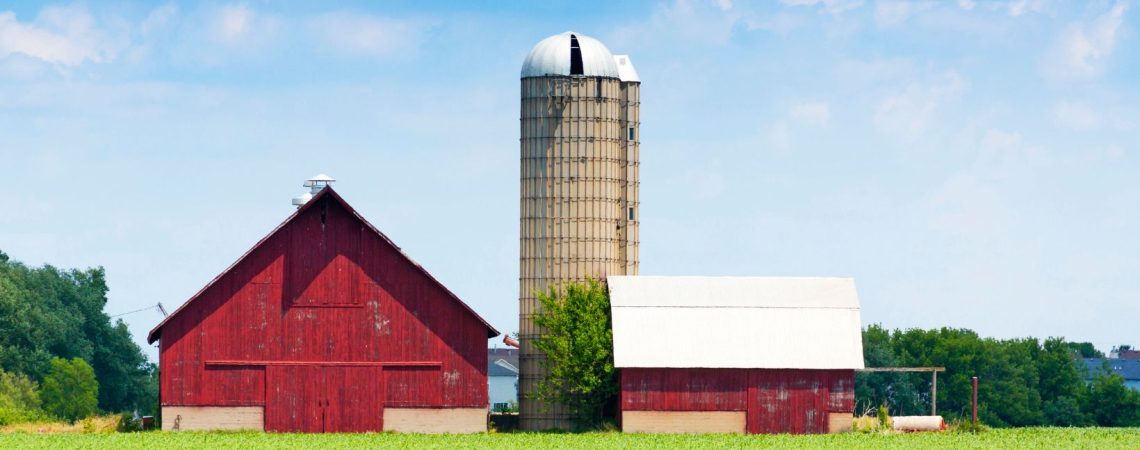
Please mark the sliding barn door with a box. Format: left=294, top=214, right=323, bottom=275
left=266, top=365, right=384, bottom=433
left=324, top=366, right=384, bottom=432
left=265, top=365, right=324, bottom=432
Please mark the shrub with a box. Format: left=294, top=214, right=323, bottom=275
left=531, top=278, right=617, bottom=430
left=41, top=357, right=99, bottom=423
left=117, top=412, right=142, bottom=432
left=0, top=369, right=43, bottom=425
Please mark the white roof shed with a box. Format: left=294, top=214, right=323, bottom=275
left=608, top=276, right=865, bottom=370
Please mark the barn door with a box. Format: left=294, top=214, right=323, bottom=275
left=266, top=365, right=385, bottom=433
left=324, top=366, right=384, bottom=432
left=266, top=365, right=324, bottom=432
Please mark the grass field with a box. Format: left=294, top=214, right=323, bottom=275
left=1, top=428, right=1139, bottom=449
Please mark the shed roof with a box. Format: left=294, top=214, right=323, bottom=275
left=147, top=186, right=499, bottom=344
left=608, top=276, right=864, bottom=370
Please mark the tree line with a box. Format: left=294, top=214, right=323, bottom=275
left=859, top=325, right=1140, bottom=427
left=0, top=251, right=156, bottom=424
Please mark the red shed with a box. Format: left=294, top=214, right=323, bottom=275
left=147, top=187, right=498, bottom=433
left=608, top=276, right=864, bottom=434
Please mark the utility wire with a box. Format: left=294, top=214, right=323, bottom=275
left=109, top=304, right=162, bottom=318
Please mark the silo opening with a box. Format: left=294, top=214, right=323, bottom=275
left=569, top=35, right=584, bottom=75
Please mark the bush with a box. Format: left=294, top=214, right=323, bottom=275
left=0, top=369, right=43, bottom=425
left=41, top=357, right=99, bottom=423
left=531, top=278, right=617, bottom=430
left=116, top=412, right=142, bottom=432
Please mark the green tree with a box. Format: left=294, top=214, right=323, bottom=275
left=0, top=252, right=156, bottom=415
left=531, top=278, right=617, bottom=429
left=857, top=327, right=1098, bottom=427
left=1038, top=337, right=1088, bottom=426
left=41, top=357, right=99, bottom=423
left=1079, top=372, right=1140, bottom=427
left=856, top=324, right=922, bottom=415
left=1067, top=342, right=1104, bottom=358
left=0, top=369, right=42, bottom=425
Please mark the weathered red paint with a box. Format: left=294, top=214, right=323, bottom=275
left=620, top=368, right=854, bottom=434
left=149, top=187, right=498, bottom=432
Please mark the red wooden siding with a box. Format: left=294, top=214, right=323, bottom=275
left=621, top=368, right=855, bottom=434
left=153, top=189, right=496, bottom=432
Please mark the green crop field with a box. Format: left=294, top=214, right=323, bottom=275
left=1, top=428, right=1139, bottom=449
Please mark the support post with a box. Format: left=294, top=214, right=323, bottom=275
left=971, top=376, right=979, bottom=424
left=931, top=371, right=937, bottom=415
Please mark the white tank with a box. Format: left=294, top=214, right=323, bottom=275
left=518, top=31, right=640, bottom=430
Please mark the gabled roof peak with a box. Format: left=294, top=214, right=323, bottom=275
left=148, top=186, right=499, bottom=343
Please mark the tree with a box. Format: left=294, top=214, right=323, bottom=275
left=1038, top=337, right=1088, bottom=426
left=0, top=253, right=156, bottom=415
left=1079, top=372, right=1140, bottom=427
left=0, top=369, right=42, bottom=425
left=41, top=357, right=99, bottom=423
left=531, top=278, right=617, bottom=429
left=1067, top=342, right=1104, bottom=359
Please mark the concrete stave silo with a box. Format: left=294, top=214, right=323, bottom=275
left=519, top=31, right=640, bottom=430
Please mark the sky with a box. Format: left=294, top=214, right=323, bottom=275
left=1, top=0, right=1138, bottom=361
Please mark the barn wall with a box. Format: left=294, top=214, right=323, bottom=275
left=382, top=408, right=487, bottom=433
left=159, top=195, right=491, bottom=423
left=620, top=368, right=855, bottom=435
left=161, top=406, right=263, bottom=431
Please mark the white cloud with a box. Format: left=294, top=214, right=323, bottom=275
left=930, top=128, right=1046, bottom=236
left=930, top=172, right=1006, bottom=235
left=140, top=4, right=178, bottom=36
left=0, top=6, right=125, bottom=66
left=209, top=4, right=278, bottom=45
left=218, top=5, right=251, bottom=41
left=1043, top=2, right=1128, bottom=80
left=975, top=128, right=1048, bottom=173
left=1008, top=0, right=1049, bottom=17
left=780, top=0, right=865, bottom=15
left=1052, top=100, right=1099, bottom=131
left=309, top=12, right=424, bottom=58
left=790, top=101, right=831, bottom=125
left=873, top=70, right=968, bottom=142
left=764, top=120, right=791, bottom=153
left=714, top=0, right=734, bottom=12
left=875, top=0, right=913, bottom=27
left=958, top=0, right=976, bottom=10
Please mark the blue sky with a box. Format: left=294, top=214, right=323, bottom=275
left=1, top=0, right=1137, bottom=360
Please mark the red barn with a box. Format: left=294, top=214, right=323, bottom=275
left=608, top=276, right=863, bottom=434
left=147, top=187, right=498, bottom=433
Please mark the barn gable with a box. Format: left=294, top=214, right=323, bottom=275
left=148, top=186, right=498, bottom=344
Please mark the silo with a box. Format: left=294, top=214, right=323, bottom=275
left=519, top=31, right=640, bottom=430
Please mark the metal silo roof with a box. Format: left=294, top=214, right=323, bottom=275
left=521, top=31, right=620, bottom=78
left=612, top=55, right=640, bottom=82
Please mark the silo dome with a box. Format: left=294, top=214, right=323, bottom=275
left=520, top=31, right=620, bottom=78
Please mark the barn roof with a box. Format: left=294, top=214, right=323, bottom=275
left=147, top=186, right=499, bottom=344
left=608, top=276, right=864, bottom=370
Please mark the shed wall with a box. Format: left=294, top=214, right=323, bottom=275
left=620, top=368, right=854, bottom=435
